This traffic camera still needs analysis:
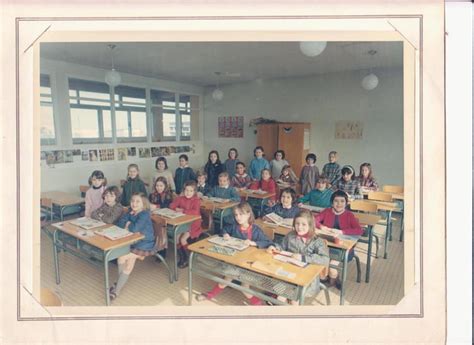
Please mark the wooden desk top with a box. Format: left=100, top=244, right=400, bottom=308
left=41, top=191, right=85, bottom=206
left=362, top=190, right=404, bottom=201
left=51, top=220, right=144, bottom=251
left=364, top=200, right=399, bottom=211
left=239, top=189, right=276, bottom=200
left=200, top=198, right=240, bottom=211
left=353, top=213, right=382, bottom=227
left=188, top=236, right=325, bottom=287
left=151, top=213, right=201, bottom=226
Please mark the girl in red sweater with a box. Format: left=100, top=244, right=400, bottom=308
left=249, top=168, right=277, bottom=203
left=169, top=181, right=201, bottom=268
left=315, top=190, right=363, bottom=288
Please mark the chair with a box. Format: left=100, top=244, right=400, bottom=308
left=350, top=200, right=380, bottom=258
left=40, top=197, right=53, bottom=221
left=382, top=185, right=404, bottom=241
left=40, top=288, right=63, bottom=306
left=79, top=185, right=89, bottom=198
left=382, top=185, right=404, bottom=194
left=261, top=227, right=275, bottom=241
left=367, top=191, right=399, bottom=241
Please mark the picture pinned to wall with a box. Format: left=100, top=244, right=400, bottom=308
left=64, top=150, right=73, bottom=163
left=72, top=149, right=81, bottom=156
left=151, top=147, right=161, bottom=157
left=127, top=147, right=136, bottom=156
left=176, top=146, right=185, bottom=153
left=45, top=151, right=55, bottom=166
left=335, top=120, right=363, bottom=139
left=89, top=149, right=98, bottom=162
left=168, top=146, right=176, bottom=154
left=117, top=148, right=128, bottom=161
left=40, top=151, right=47, bottom=160
left=138, top=147, right=151, bottom=158
left=218, top=116, right=244, bottom=138
left=82, top=151, right=89, bottom=161
left=54, top=150, right=65, bottom=164
left=159, top=147, right=169, bottom=156
left=99, top=149, right=115, bottom=161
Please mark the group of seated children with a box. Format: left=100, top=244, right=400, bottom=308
left=80, top=146, right=377, bottom=304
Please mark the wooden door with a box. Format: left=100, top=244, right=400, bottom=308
left=256, top=124, right=279, bottom=158
left=278, top=123, right=310, bottom=177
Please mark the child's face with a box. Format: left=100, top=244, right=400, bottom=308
left=155, top=181, right=165, bottom=193
left=128, top=167, right=139, bottom=179
left=280, top=192, right=293, bottom=208
left=236, top=164, right=245, bottom=175
left=229, top=150, right=237, bottom=159
left=342, top=172, right=352, bottom=182
left=184, top=185, right=195, bottom=198
left=316, top=180, right=327, bottom=191
left=197, top=175, right=206, bottom=185
left=234, top=209, right=251, bottom=226
left=157, top=161, right=166, bottom=171
left=255, top=149, right=263, bottom=158
left=275, top=152, right=283, bottom=161
left=104, top=192, right=116, bottom=206
left=329, top=153, right=337, bottom=163
left=306, top=158, right=315, bottom=165
left=218, top=176, right=229, bottom=187
left=332, top=196, right=347, bottom=213
left=210, top=153, right=218, bottom=163
left=261, top=170, right=270, bottom=181
left=282, top=169, right=289, bottom=176
left=179, top=158, right=187, bottom=167
left=130, top=196, right=144, bottom=212
left=361, top=166, right=370, bottom=178
left=91, top=177, right=104, bottom=188
left=294, top=217, right=310, bottom=236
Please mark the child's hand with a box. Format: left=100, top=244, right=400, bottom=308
left=297, top=202, right=303, bottom=207
left=266, top=245, right=278, bottom=254
left=150, top=204, right=157, bottom=210
left=223, top=233, right=230, bottom=240
left=124, top=221, right=131, bottom=229
left=292, top=253, right=302, bottom=261
left=332, top=229, right=344, bottom=236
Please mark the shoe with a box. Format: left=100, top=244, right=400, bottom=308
left=248, top=296, right=263, bottom=306
left=335, top=279, right=342, bottom=290
left=176, top=247, right=183, bottom=267
left=109, top=283, right=117, bottom=301
left=178, top=247, right=188, bottom=268
left=196, top=293, right=211, bottom=302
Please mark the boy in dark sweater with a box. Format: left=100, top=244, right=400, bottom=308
left=174, top=154, right=196, bottom=195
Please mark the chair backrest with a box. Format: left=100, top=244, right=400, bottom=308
left=40, top=288, right=63, bottom=306
left=368, top=191, right=393, bottom=202
left=350, top=200, right=378, bottom=213
left=262, top=226, right=275, bottom=241
left=79, top=185, right=89, bottom=197
left=40, top=197, right=53, bottom=208
left=382, top=185, right=404, bottom=194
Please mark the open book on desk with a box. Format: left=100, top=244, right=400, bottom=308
left=208, top=236, right=249, bottom=251
left=94, top=225, right=133, bottom=241
left=201, top=196, right=228, bottom=203
left=152, top=208, right=185, bottom=219
left=299, top=204, right=324, bottom=213
left=264, top=212, right=294, bottom=229
left=315, top=228, right=341, bottom=243
left=273, top=254, right=308, bottom=268
left=69, top=217, right=107, bottom=230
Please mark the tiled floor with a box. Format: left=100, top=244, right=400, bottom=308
left=40, top=217, right=404, bottom=306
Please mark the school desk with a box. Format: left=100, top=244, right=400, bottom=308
left=364, top=200, right=399, bottom=259
left=41, top=191, right=85, bottom=221
left=151, top=213, right=201, bottom=281
left=48, top=220, right=144, bottom=306
left=187, top=236, right=329, bottom=306
left=239, top=189, right=276, bottom=217
left=200, top=198, right=240, bottom=234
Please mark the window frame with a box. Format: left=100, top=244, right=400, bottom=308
left=40, top=73, right=57, bottom=146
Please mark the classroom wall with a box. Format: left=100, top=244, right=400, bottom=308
left=202, top=67, right=404, bottom=185
left=40, top=59, right=206, bottom=193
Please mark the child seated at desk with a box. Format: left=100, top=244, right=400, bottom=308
left=267, top=210, right=330, bottom=305
left=85, top=170, right=107, bottom=218
left=262, top=187, right=299, bottom=219
left=297, top=176, right=333, bottom=209
left=276, top=164, right=298, bottom=190
left=196, top=202, right=273, bottom=305
left=249, top=168, right=277, bottom=202
left=196, top=170, right=211, bottom=197
left=121, top=164, right=148, bottom=207
left=109, top=193, right=155, bottom=301
left=91, top=186, right=123, bottom=224
left=332, top=165, right=363, bottom=200
left=169, top=181, right=202, bottom=268
left=149, top=176, right=174, bottom=258
left=357, top=162, right=379, bottom=192
left=315, top=190, right=363, bottom=289
left=231, top=162, right=252, bottom=190
left=207, top=172, right=241, bottom=202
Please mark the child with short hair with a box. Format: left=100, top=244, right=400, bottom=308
left=276, top=164, right=299, bottom=190
left=298, top=176, right=333, bottom=208
left=332, top=165, right=362, bottom=199
left=91, top=186, right=123, bottom=224
left=357, top=162, right=379, bottom=191
left=196, top=170, right=211, bottom=197
left=224, top=148, right=240, bottom=178
left=196, top=202, right=273, bottom=305
left=267, top=210, right=329, bottom=304
left=121, top=164, right=148, bottom=207
left=204, top=150, right=224, bottom=188
left=174, top=154, right=196, bottom=195
left=270, top=150, right=289, bottom=181
left=315, top=190, right=363, bottom=288
left=149, top=176, right=173, bottom=209
left=248, top=146, right=270, bottom=181
left=169, top=181, right=202, bottom=268
left=154, top=157, right=176, bottom=193
left=85, top=170, right=107, bottom=218
left=110, top=193, right=155, bottom=300
left=263, top=188, right=300, bottom=219
left=208, top=172, right=241, bottom=202
left=249, top=168, right=277, bottom=202
left=231, top=162, right=252, bottom=190
left=300, top=153, right=320, bottom=195
left=322, top=151, right=341, bottom=186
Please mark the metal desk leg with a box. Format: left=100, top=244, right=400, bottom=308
left=188, top=252, right=194, bottom=306
left=340, top=249, right=349, bottom=305
left=297, top=286, right=307, bottom=306
left=173, top=225, right=179, bottom=281
left=320, top=282, right=331, bottom=305
left=104, top=251, right=112, bottom=306
left=399, top=207, right=404, bottom=242
left=60, top=206, right=65, bottom=221
left=387, top=210, right=393, bottom=241
left=53, top=230, right=61, bottom=284
left=366, top=225, right=373, bottom=283
left=383, top=210, right=390, bottom=259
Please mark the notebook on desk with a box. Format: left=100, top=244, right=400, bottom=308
left=94, top=225, right=133, bottom=241
left=69, top=217, right=107, bottom=230
left=299, top=204, right=324, bottom=213
left=264, top=213, right=294, bottom=229
left=152, top=208, right=185, bottom=218
left=208, top=236, right=249, bottom=251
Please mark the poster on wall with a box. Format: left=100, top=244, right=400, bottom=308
left=218, top=116, right=244, bottom=138
left=151, top=147, right=161, bottom=157
left=127, top=147, right=137, bottom=156
left=64, top=150, right=73, bottom=163
left=82, top=151, right=89, bottom=161
left=89, top=149, right=98, bottom=162
left=138, top=147, right=151, bottom=158
left=117, top=148, right=128, bottom=161
left=335, top=120, right=363, bottom=139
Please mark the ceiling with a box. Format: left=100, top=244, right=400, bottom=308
left=40, top=42, right=403, bottom=87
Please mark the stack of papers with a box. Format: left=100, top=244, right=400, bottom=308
left=299, top=204, right=325, bottom=213
left=273, top=254, right=308, bottom=268
left=208, top=236, right=249, bottom=251
left=94, top=225, right=133, bottom=241
left=152, top=208, right=185, bottom=218
left=264, top=213, right=294, bottom=229
left=69, top=217, right=107, bottom=230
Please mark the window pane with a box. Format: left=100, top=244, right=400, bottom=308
left=115, top=110, right=129, bottom=138
left=70, top=108, right=99, bottom=138
left=115, top=85, right=146, bottom=106
left=180, top=114, right=191, bottom=140
left=103, top=110, right=112, bottom=138
left=80, top=91, right=110, bottom=100
left=131, top=111, right=147, bottom=137
left=179, top=95, right=191, bottom=110
left=163, top=112, right=176, bottom=138
left=79, top=99, right=111, bottom=106
left=151, top=89, right=175, bottom=107
left=40, top=104, right=55, bottom=140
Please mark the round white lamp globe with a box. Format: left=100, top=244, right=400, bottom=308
left=105, top=69, right=122, bottom=87
left=299, top=41, right=327, bottom=57
left=212, top=88, right=224, bottom=101
left=361, top=73, right=379, bottom=91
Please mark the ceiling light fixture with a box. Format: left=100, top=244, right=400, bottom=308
left=212, top=72, right=224, bottom=101
left=105, top=44, right=121, bottom=87
left=361, top=49, right=379, bottom=91
left=299, top=41, right=327, bottom=57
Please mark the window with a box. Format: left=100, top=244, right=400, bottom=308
left=68, top=78, right=112, bottom=144
left=40, top=74, right=56, bottom=145
left=114, top=85, right=147, bottom=142
left=179, top=94, right=199, bottom=141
